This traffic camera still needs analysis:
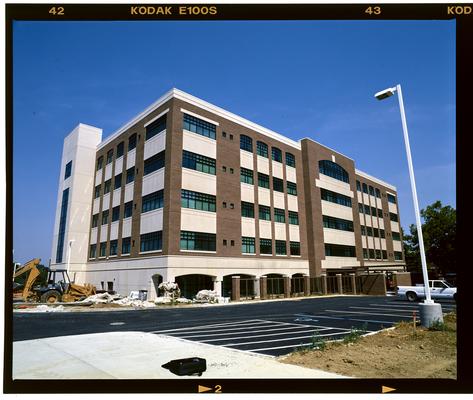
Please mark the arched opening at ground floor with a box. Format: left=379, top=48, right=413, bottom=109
left=265, top=273, right=285, bottom=298
left=222, top=274, right=257, bottom=299
left=291, top=273, right=305, bottom=296
left=175, top=274, right=214, bottom=299
left=151, top=274, right=164, bottom=297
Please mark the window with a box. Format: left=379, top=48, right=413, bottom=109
left=231, top=240, right=235, bottom=246
left=183, top=113, right=216, bottom=139
left=223, top=202, right=227, bottom=208
left=55, top=188, right=69, bottom=263
left=323, top=215, right=354, bottom=232
left=392, top=231, right=401, bottom=241
left=92, top=214, right=99, bottom=228
left=377, top=208, right=383, bottom=218
left=276, top=240, right=287, bottom=255
left=356, top=180, right=361, bottom=191
left=364, top=204, right=371, bottom=214
left=257, top=141, right=268, bottom=158
left=222, top=132, right=227, bottom=138
left=375, top=188, right=381, bottom=198
left=361, top=225, right=366, bottom=235
left=230, top=168, right=234, bottom=174
left=260, top=238, right=272, bottom=255
left=320, top=188, right=352, bottom=207
left=117, top=142, right=124, bottom=158
left=369, top=249, right=375, bottom=259
left=222, top=166, right=227, bottom=172
left=230, top=134, right=233, bottom=140
left=382, top=250, right=387, bottom=259
left=140, top=231, right=163, bottom=252
left=274, top=208, right=285, bottom=223
left=106, top=149, right=113, bottom=164
left=223, top=239, right=227, bottom=246
left=142, top=190, right=164, bottom=213
left=112, top=206, right=120, bottom=222
left=104, top=179, right=111, bottom=194
left=180, top=231, right=216, bottom=251
left=96, top=156, right=103, bottom=171
left=101, top=210, right=109, bottom=225
left=388, top=194, right=397, bottom=204
left=363, top=248, right=369, bottom=259
left=319, top=160, right=349, bottom=183
left=371, top=206, right=377, bottom=216
left=325, top=244, right=356, bottom=257
left=373, top=228, right=379, bottom=237
left=89, top=244, right=96, bottom=259
left=290, top=241, right=300, bottom=256
left=64, top=161, right=72, bottom=180
left=128, top=133, right=137, bottom=151
left=287, top=181, right=297, bottom=196
left=358, top=204, right=364, bottom=213
left=126, top=167, right=135, bottom=184
left=240, top=134, right=253, bottom=152
left=272, top=147, right=282, bottom=162
left=259, top=205, right=271, bottom=221
left=375, top=249, right=382, bottom=260
left=289, top=211, right=299, bottom=225
left=144, top=151, right=165, bottom=175
left=181, top=189, right=215, bottom=212
left=124, top=201, right=133, bottom=218
left=100, top=242, right=107, bottom=257
left=369, top=186, right=375, bottom=196
left=366, top=227, right=373, bottom=236
left=390, top=212, right=399, bottom=222
left=182, top=150, right=216, bottom=175
left=362, top=183, right=368, bottom=194
left=122, top=237, right=131, bottom=254
left=146, top=115, right=166, bottom=140
left=110, top=240, right=118, bottom=256
left=241, top=201, right=254, bottom=218
left=258, top=173, right=270, bottom=189
left=286, top=152, right=295, bottom=167
left=94, top=185, right=101, bottom=199
left=273, top=177, right=284, bottom=192
left=242, top=237, right=255, bottom=254
left=380, top=229, right=385, bottom=238
left=240, top=167, right=254, bottom=184
left=394, top=251, right=403, bottom=260
left=114, top=173, right=122, bottom=190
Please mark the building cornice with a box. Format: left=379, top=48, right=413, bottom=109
left=355, top=169, right=397, bottom=191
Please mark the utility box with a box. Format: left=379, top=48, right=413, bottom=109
left=162, top=357, right=206, bottom=376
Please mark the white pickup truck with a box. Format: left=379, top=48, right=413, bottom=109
left=396, top=280, right=457, bottom=302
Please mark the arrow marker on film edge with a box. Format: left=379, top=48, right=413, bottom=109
left=198, top=385, right=213, bottom=393
left=382, top=386, right=396, bottom=393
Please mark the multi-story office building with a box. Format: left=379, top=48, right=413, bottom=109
left=51, top=88, right=405, bottom=298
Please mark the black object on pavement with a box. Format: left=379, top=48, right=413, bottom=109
left=161, top=357, right=207, bottom=376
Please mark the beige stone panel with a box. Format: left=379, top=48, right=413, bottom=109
left=95, top=169, right=102, bottom=186
left=140, top=209, right=164, bottom=234
left=321, top=201, right=353, bottom=221
left=272, top=161, right=283, bottom=179
left=90, top=228, right=98, bottom=245
left=274, top=223, right=286, bottom=240
left=183, top=130, right=216, bottom=159
left=124, top=183, right=134, bottom=203
left=182, top=169, right=216, bottom=195
left=93, top=198, right=100, bottom=214
left=102, top=193, right=110, bottom=211
left=286, top=166, right=297, bottom=183
left=323, top=228, right=356, bottom=246
left=393, top=241, right=402, bottom=252
left=257, top=156, right=269, bottom=174
left=144, top=131, right=166, bottom=160
left=115, top=157, right=123, bottom=175
left=259, top=220, right=272, bottom=238
left=241, top=183, right=255, bottom=203
left=389, top=202, right=397, bottom=214
left=104, top=163, right=112, bottom=181
left=122, top=218, right=132, bottom=237
left=126, top=149, right=136, bottom=169
left=241, top=217, right=256, bottom=237
left=112, top=189, right=121, bottom=207
left=316, top=174, right=353, bottom=198
left=321, top=257, right=360, bottom=269
left=240, top=150, right=254, bottom=169
left=180, top=208, right=216, bottom=233
left=142, top=168, right=165, bottom=196
left=391, top=221, right=400, bottom=232
left=110, top=221, right=119, bottom=241
left=273, top=191, right=285, bottom=209
left=289, top=225, right=300, bottom=241
left=258, top=188, right=271, bottom=206
left=287, top=195, right=298, bottom=211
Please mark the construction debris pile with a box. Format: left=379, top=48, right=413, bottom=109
left=155, top=281, right=191, bottom=304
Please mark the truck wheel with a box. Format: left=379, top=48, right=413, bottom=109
left=406, top=291, right=418, bottom=302
left=41, top=290, right=61, bottom=304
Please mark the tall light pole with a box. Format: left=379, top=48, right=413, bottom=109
left=374, top=84, right=443, bottom=327
left=66, top=239, right=75, bottom=277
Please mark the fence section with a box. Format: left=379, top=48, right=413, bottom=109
left=267, top=277, right=285, bottom=299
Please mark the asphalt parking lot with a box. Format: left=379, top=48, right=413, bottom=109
left=13, top=296, right=456, bottom=357
left=149, top=297, right=456, bottom=357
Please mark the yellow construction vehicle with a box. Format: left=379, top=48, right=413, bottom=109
left=13, top=258, right=96, bottom=303
left=13, top=258, right=43, bottom=301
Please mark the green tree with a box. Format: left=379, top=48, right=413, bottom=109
left=402, top=201, right=456, bottom=276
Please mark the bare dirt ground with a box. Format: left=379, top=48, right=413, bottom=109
left=281, top=312, right=456, bottom=379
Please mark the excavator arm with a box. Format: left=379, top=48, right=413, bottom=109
left=13, top=258, right=42, bottom=301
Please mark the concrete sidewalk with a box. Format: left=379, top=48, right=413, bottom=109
left=13, top=332, right=347, bottom=379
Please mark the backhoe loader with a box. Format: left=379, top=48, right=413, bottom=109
left=13, top=258, right=96, bottom=303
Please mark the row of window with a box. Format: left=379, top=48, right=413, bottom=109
left=241, top=201, right=299, bottom=224
left=90, top=230, right=163, bottom=258
left=240, top=168, right=297, bottom=195
left=320, top=188, right=352, bottom=208
left=356, top=180, right=398, bottom=205
left=319, top=160, right=349, bottom=183
left=325, top=244, right=356, bottom=257
left=322, top=215, right=354, bottom=232
left=240, top=135, right=296, bottom=167
left=362, top=249, right=403, bottom=260
left=96, top=114, right=167, bottom=172
left=358, top=203, right=384, bottom=218
left=242, top=237, right=300, bottom=255
left=360, top=225, right=386, bottom=239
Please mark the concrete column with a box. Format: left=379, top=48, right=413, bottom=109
left=231, top=276, right=240, bottom=302
left=321, top=274, right=328, bottom=295
left=350, top=273, right=357, bottom=295
left=303, top=275, right=310, bottom=296
left=213, top=278, right=222, bottom=297
left=259, top=276, right=267, bottom=300
left=336, top=274, right=343, bottom=294
left=283, top=276, right=291, bottom=298
left=254, top=278, right=260, bottom=298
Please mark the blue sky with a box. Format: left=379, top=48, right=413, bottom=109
left=13, top=20, right=455, bottom=264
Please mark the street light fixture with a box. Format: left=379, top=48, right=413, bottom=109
left=66, top=239, right=75, bottom=277
left=375, top=84, right=443, bottom=327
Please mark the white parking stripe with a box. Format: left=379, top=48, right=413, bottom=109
left=350, top=306, right=418, bottom=313
left=151, top=319, right=273, bottom=333
left=177, top=325, right=320, bottom=338
left=325, top=309, right=413, bottom=318
left=309, top=315, right=399, bottom=324
left=224, top=331, right=360, bottom=348
left=199, top=328, right=332, bottom=342
left=251, top=343, right=314, bottom=352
